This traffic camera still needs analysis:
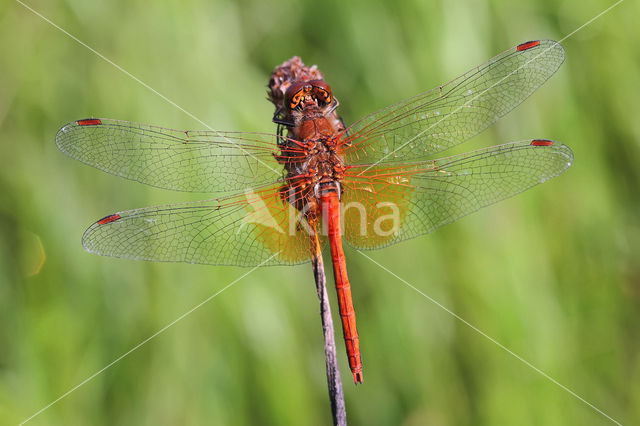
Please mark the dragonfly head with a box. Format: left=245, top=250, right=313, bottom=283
left=285, top=79, right=333, bottom=112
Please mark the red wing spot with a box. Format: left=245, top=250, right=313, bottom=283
left=97, top=214, right=121, bottom=225
left=531, top=139, right=554, bottom=146
left=517, top=40, right=541, bottom=52
left=77, top=118, right=102, bottom=126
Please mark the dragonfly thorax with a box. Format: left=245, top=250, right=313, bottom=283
left=279, top=114, right=346, bottom=215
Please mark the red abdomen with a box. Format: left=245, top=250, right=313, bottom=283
left=320, top=190, right=363, bottom=384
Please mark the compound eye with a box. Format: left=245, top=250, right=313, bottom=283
left=309, top=80, right=332, bottom=104
left=318, top=89, right=331, bottom=104
left=290, top=91, right=304, bottom=109
left=285, top=80, right=308, bottom=110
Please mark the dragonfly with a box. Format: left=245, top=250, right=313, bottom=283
left=56, top=39, right=573, bottom=384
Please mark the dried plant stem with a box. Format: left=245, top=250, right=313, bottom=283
left=311, top=230, right=347, bottom=426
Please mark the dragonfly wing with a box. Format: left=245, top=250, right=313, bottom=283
left=56, top=118, right=290, bottom=193
left=82, top=183, right=319, bottom=266
left=341, top=40, right=565, bottom=164
left=342, top=140, right=573, bottom=249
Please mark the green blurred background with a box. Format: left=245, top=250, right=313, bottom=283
left=1, top=0, right=639, bottom=424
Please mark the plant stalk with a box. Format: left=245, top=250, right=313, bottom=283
left=311, top=230, right=347, bottom=426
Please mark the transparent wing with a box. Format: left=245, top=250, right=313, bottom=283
left=341, top=140, right=573, bottom=249
left=55, top=118, right=303, bottom=193
left=340, top=40, right=565, bottom=164
left=82, top=183, right=321, bottom=266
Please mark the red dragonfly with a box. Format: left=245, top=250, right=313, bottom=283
left=56, top=39, right=572, bottom=384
